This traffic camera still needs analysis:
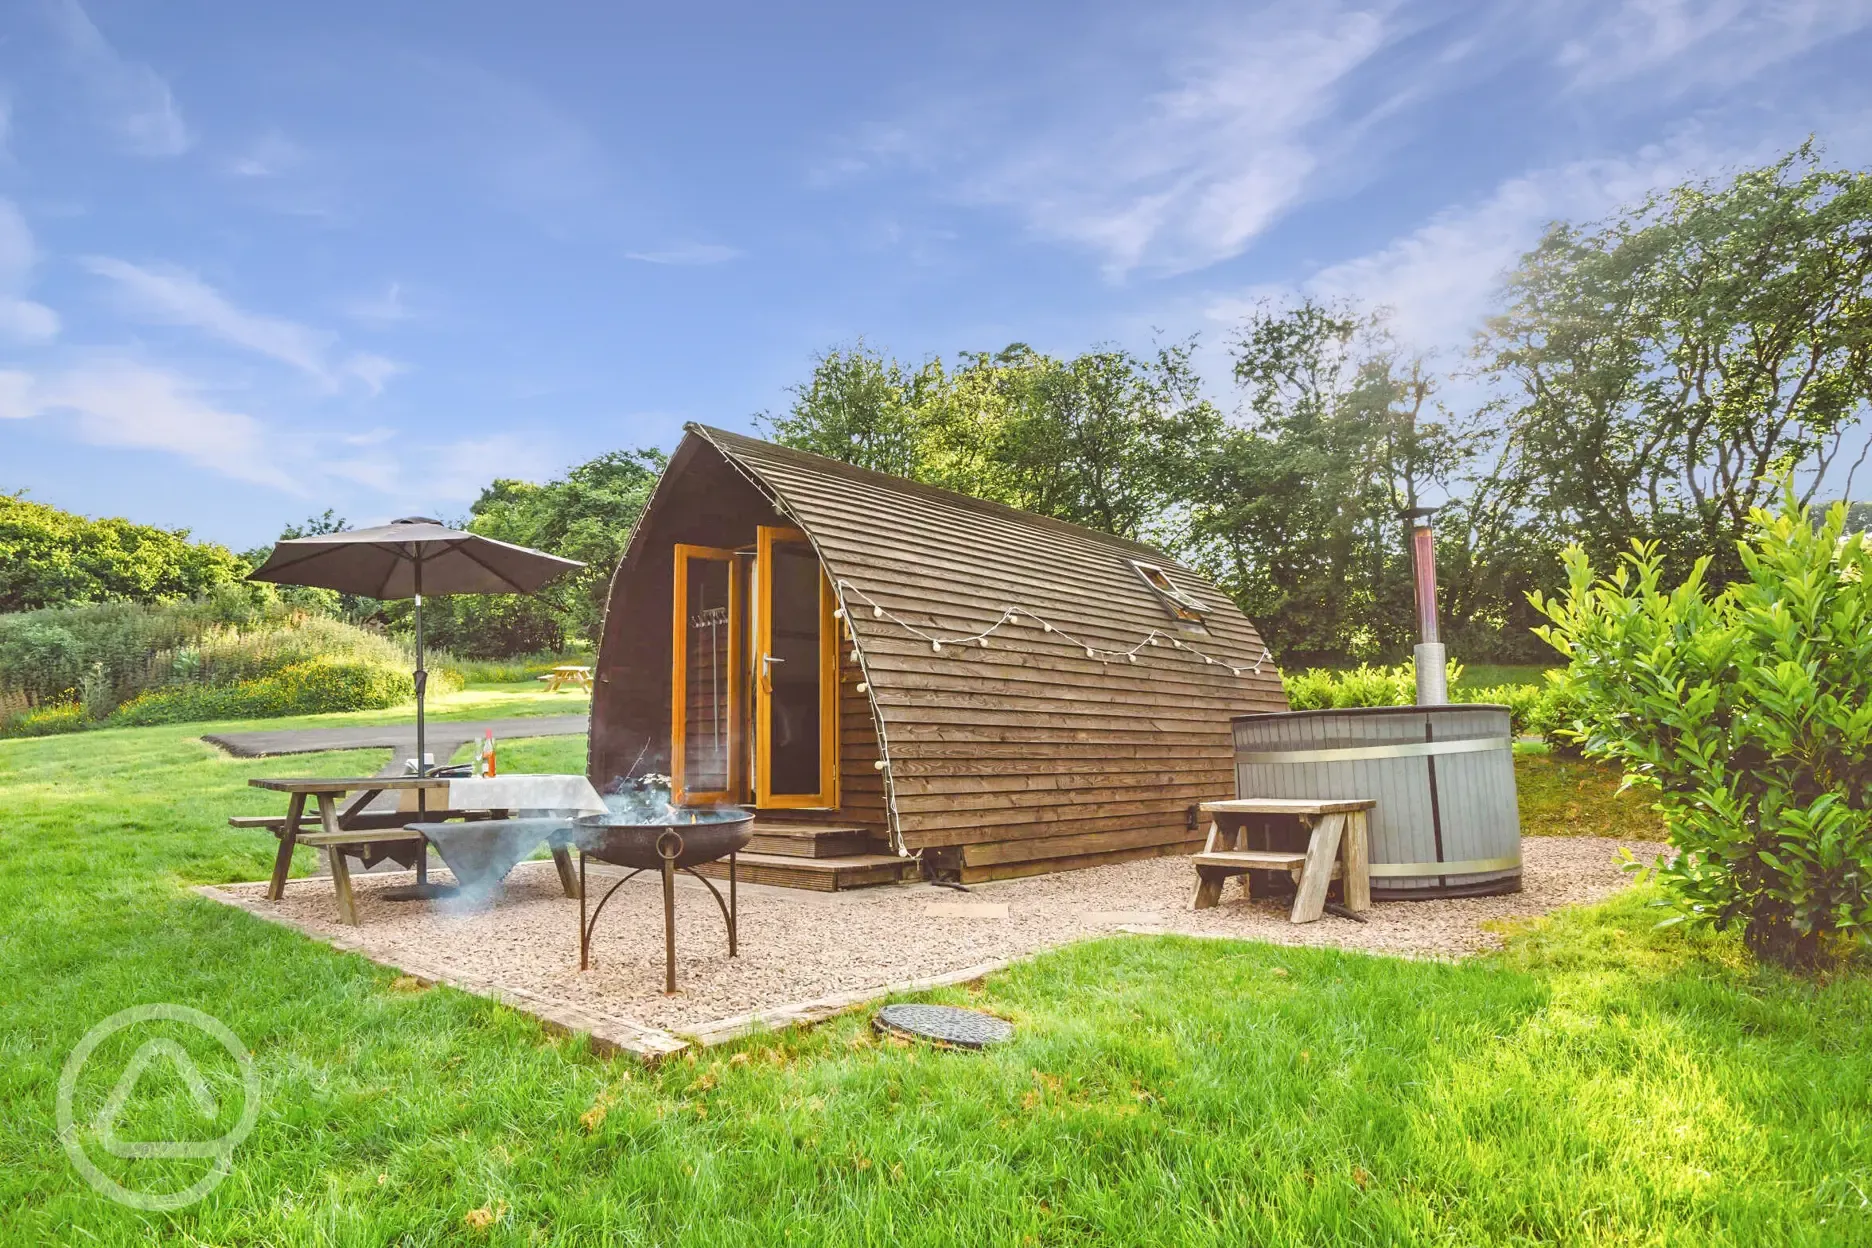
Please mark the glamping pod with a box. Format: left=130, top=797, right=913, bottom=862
left=589, top=425, right=1288, bottom=886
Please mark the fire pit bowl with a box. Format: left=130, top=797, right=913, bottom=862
left=570, top=809, right=754, bottom=870
left=571, top=783, right=754, bottom=993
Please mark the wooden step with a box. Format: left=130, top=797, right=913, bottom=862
left=744, top=821, right=886, bottom=858
left=694, top=851, right=915, bottom=892
left=1192, top=850, right=1308, bottom=871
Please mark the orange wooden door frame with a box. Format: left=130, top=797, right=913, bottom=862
left=671, top=544, right=741, bottom=805
left=753, top=525, right=840, bottom=809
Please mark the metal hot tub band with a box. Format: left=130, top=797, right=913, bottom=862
left=1235, top=735, right=1521, bottom=877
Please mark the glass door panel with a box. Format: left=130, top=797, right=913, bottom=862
left=671, top=545, right=740, bottom=804
left=755, top=527, right=838, bottom=807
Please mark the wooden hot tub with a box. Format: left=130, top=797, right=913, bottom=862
left=1230, top=705, right=1522, bottom=898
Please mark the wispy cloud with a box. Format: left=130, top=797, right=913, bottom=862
left=0, top=200, right=60, bottom=343
left=840, top=3, right=1394, bottom=278
left=624, top=243, right=741, bottom=266
left=227, top=130, right=306, bottom=179
left=46, top=0, right=191, bottom=157
left=1206, top=132, right=1755, bottom=355
left=345, top=281, right=414, bottom=325
left=81, top=257, right=403, bottom=393
left=3, top=358, right=301, bottom=490
left=1558, top=0, right=1872, bottom=90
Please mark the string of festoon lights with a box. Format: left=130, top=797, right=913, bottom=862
left=832, top=579, right=1272, bottom=677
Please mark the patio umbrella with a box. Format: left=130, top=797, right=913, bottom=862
left=247, top=517, right=585, bottom=894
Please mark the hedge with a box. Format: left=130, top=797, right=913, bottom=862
left=107, top=660, right=457, bottom=727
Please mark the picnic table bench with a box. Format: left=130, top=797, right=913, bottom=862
left=1191, top=797, right=1374, bottom=923
left=537, top=664, right=594, bottom=693
left=243, top=776, right=579, bottom=925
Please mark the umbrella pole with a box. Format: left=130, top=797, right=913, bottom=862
left=414, top=556, right=428, bottom=885
left=382, top=555, right=454, bottom=904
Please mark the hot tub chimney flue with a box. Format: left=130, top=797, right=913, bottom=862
left=1407, top=507, right=1446, bottom=706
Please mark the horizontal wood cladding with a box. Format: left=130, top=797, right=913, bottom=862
left=961, top=821, right=1202, bottom=866
left=664, top=427, right=1290, bottom=873
left=958, top=838, right=1206, bottom=883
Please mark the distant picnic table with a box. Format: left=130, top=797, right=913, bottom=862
left=539, top=665, right=594, bottom=693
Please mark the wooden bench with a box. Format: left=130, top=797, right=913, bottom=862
left=1191, top=798, right=1374, bottom=923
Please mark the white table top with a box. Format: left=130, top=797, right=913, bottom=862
left=447, top=774, right=606, bottom=815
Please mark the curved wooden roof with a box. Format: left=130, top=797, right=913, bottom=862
left=687, top=424, right=1287, bottom=860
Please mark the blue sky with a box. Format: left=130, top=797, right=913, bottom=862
left=2, top=0, right=1870, bottom=548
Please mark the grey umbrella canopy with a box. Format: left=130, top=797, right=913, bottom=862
left=247, top=517, right=585, bottom=895
left=246, top=517, right=585, bottom=598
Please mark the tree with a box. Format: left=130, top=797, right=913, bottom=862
left=0, top=493, right=246, bottom=613
left=963, top=341, right=1222, bottom=545
left=761, top=342, right=941, bottom=479
left=1186, top=301, right=1472, bottom=663
left=1477, top=142, right=1872, bottom=586
left=395, top=448, right=666, bottom=656
left=281, top=509, right=349, bottom=538
left=762, top=339, right=1220, bottom=546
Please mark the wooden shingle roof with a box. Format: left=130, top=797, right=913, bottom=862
left=689, top=424, right=1287, bottom=860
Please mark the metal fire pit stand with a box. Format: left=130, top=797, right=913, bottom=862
left=577, top=830, right=738, bottom=994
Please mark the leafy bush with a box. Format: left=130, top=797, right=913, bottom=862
left=1284, top=661, right=1423, bottom=711
left=1471, top=681, right=1543, bottom=735
left=109, top=659, right=458, bottom=727
left=1282, top=659, right=1547, bottom=735
left=1, top=700, right=86, bottom=738
left=1525, top=681, right=1584, bottom=755
left=0, top=593, right=418, bottom=722
left=1531, top=490, right=1872, bottom=969
left=0, top=621, right=85, bottom=705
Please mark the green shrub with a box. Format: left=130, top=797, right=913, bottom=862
left=1460, top=681, right=1543, bottom=734
left=1525, top=680, right=1584, bottom=755
left=1531, top=488, right=1872, bottom=969
left=1282, top=659, right=1553, bottom=735
left=1283, top=661, right=1429, bottom=710
left=109, top=659, right=456, bottom=727
left=0, top=620, right=85, bottom=704
left=0, top=700, right=86, bottom=738
left=0, top=595, right=419, bottom=719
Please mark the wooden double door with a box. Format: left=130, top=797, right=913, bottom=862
left=671, top=527, right=839, bottom=808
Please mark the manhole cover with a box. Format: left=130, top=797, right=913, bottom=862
left=873, top=1004, right=1014, bottom=1049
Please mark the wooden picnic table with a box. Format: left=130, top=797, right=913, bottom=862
left=539, top=664, right=594, bottom=693
left=243, top=776, right=578, bottom=925
left=1190, top=797, right=1374, bottom=923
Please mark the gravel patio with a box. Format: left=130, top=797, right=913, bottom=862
left=200, top=833, right=1666, bottom=1057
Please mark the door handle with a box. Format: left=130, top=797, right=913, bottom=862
left=760, top=653, right=783, bottom=693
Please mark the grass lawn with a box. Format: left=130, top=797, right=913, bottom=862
left=1454, top=663, right=1553, bottom=690
left=1514, top=746, right=1666, bottom=840
left=2, top=701, right=1869, bottom=1244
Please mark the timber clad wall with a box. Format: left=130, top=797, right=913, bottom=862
left=591, top=425, right=1286, bottom=883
